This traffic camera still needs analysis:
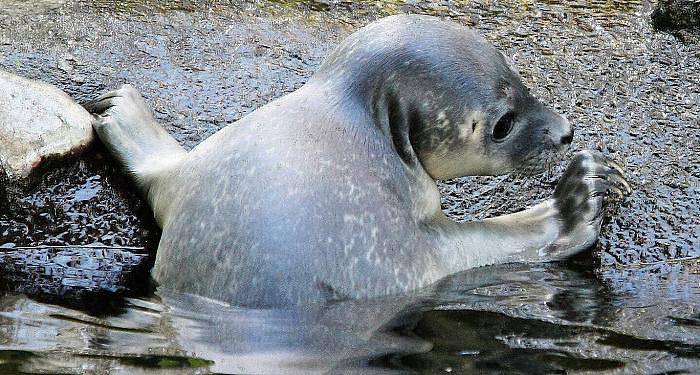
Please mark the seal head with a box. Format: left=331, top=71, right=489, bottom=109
left=312, top=15, right=573, bottom=180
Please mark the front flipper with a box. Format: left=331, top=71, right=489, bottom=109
left=438, top=150, right=630, bottom=271
left=545, top=150, right=631, bottom=258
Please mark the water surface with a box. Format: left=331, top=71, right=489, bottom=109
left=1, top=261, right=699, bottom=374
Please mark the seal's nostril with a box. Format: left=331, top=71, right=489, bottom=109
left=560, top=132, right=574, bottom=145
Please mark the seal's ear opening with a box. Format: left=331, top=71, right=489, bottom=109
left=384, top=91, right=421, bottom=168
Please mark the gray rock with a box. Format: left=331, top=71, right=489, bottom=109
left=0, top=70, right=94, bottom=181
left=652, top=0, right=700, bottom=32
left=0, top=1, right=68, bottom=16
left=0, top=245, right=150, bottom=301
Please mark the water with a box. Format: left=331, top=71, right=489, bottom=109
left=0, top=261, right=698, bottom=373
left=0, top=0, right=698, bottom=373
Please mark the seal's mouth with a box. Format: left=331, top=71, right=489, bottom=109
left=512, top=145, right=569, bottom=178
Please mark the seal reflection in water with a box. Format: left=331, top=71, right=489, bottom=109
left=87, top=15, right=630, bottom=307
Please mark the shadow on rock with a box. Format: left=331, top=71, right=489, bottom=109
left=652, top=0, right=700, bottom=41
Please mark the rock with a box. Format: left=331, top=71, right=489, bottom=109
left=0, top=245, right=151, bottom=307
left=652, top=0, right=700, bottom=32
left=0, top=0, right=68, bottom=16
left=0, top=70, right=94, bottom=181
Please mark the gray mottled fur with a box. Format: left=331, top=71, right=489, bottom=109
left=87, top=15, right=629, bottom=307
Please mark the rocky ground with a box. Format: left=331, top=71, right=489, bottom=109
left=0, top=2, right=697, bottom=373
left=0, top=0, right=697, bottom=291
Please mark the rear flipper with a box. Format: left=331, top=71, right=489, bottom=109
left=86, top=84, right=185, bottom=224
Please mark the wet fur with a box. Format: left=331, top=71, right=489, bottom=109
left=87, top=15, right=629, bottom=307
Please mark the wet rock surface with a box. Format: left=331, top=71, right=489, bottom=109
left=0, top=70, right=94, bottom=181
left=652, top=0, right=700, bottom=41
left=1, top=0, right=694, bottom=270
left=0, top=1, right=697, bottom=373
left=0, top=144, right=160, bottom=301
left=0, top=245, right=151, bottom=309
left=0, top=145, right=159, bottom=249
left=0, top=0, right=697, bottom=297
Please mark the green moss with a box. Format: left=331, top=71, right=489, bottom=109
left=157, top=358, right=180, bottom=368
left=187, top=357, right=214, bottom=367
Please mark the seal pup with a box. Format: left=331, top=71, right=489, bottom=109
left=87, top=15, right=630, bottom=307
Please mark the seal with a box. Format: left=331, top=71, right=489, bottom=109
left=87, top=15, right=630, bottom=307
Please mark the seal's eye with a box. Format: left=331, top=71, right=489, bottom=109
left=492, top=112, right=515, bottom=141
